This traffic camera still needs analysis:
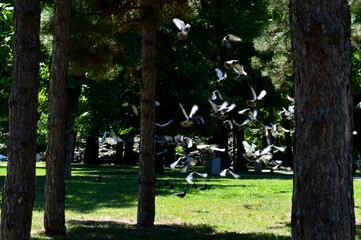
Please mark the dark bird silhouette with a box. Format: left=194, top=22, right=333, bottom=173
left=173, top=189, right=187, bottom=198
left=95, top=175, right=102, bottom=182
left=197, top=184, right=208, bottom=191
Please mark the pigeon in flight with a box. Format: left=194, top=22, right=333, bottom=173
left=210, top=90, right=223, bottom=101
left=219, top=168, right=240, bottom=178
left=179, top=103, right=199, bottom=127
left=221, top=34, right=242, bottom=48
left=215, top=68, right=227, bottom=84
left=197, top=184, right=208, bottom=191
left=356, top=102, right=361, bottom=110
left=246, top=86, right=267, bottom=107
left=95, top=175, right=102, bottom=182
left=156, top=119, right=173, bottom=128
left=173, top=189, right=187, bottom=198
left=172, top=18, right=191, bottom=40
left=186, top=171, right=208, bottom=184
left=224, top=60, right=247, bottom=78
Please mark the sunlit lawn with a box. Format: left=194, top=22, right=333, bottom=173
left=0, top=162, right=360, bottom=239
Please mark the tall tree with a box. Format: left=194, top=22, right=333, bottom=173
left=44, top=0, right=71, bottom=235
left=290, top=0, right=355, bottom=239
left=0, top=0, right=40, bottom=239
left=137, top=0, right=156, bottom=228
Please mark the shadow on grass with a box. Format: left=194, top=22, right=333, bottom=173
left=32, top=219, right=291, bottom=240
left=30, top=166, right=294, bottom=213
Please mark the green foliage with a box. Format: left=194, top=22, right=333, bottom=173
left=0, top=2, right=13, bottom=146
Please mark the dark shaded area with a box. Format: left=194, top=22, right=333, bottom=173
left=32, top=220, right=291, bottom=240
left=84, top=135, right=99, bottom=164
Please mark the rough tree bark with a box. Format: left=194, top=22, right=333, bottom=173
left=0, top=0, right=40, bottom=239
left=137, top=0, right=156, bottom=228
left=44, top=0, right=71, bottom=235
left=290, top=0, right=355, bottom=239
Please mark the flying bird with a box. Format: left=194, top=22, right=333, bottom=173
left=172, top=18, right=191, bottom=40
left=246, top=86, right=267, bottom=107
left=219, top=168, right=240, bottom=178
left=209, top=99, right=236, bottom=120
left=210, top=90, right=223, bottom=101
left=179, top=103, right=199, bottom=127
left=221, top=34, right=242, bottom=48
left=224, top=60, right=247, bottom=78
left=356, top=102, right=361, bottom=110
left=156, top=119, right=173, bottom=128
left=95, top=175, right=102, bottom=182
left=215, top=68, right=227, bottom=84
left=186, top=171, right=208, bottom=184
left=173, top=189, right=187, bottom=198
left=196, top=144, right=225, bottom=152
left=197, top=184, right=208, bottom=191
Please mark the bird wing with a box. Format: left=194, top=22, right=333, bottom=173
left=273, top=145, right=286, bottom=152
left=189, top=104, right=199, bottom=118
left=170, top=157, right=182, bottom=169
left=227, top=34, right=242, bottom=42
left=250, top=86, right=257, bottom=100
left=179, top=103, right=189, bottom=119
left=186, top=172, right=195, bottom=184
left=242, top=140, right=253, bottom=153
left=234, top=63, right=247, bottom=76
left=257, top=90, right=267, bottom=100
left=221, top=37, right=231, bottom=48
left=172, top=18, right=185, bottom=31
left=228, top=169, right=240, bottom=179
left=219, top=169, right=228, bottom=177
left=226, top=103, right=236, bottom=112
left=215, top=68, right=224, bottom=80
left=223, top=120, right=233, bottom=130
left=194, top=172, right=208, bottom=178
left=238, top=108, right=250, bottom=115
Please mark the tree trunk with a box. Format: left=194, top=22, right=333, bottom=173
left=282, top=118, right=293, bottom=168
left=83, top=135, right=99, bottom=164
left=44, top=0, right=71, bottom=235
left=0, top=1, right=40, bottom=239
left=137, top=0, right=156, bottom=228
left=234, top=129, right=249, bottom=171
left=290, top=1, right=355, bottom=239
left=64, top=79, right=83, bottom=177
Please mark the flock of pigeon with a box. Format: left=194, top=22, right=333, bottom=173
left=146, top=18, right=299, bottom=197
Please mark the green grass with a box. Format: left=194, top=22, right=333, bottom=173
left=0, top=163, right=360, bottom=239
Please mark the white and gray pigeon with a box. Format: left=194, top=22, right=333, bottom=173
left=172, top=18, right=191, bottom=40
left=246, top=86, right=267, bottom=107
left=221, top=34, right=242, bottom=48
left=215, top=68, right=227, bottom=84
left=224, top=60, right=247, bottom=78
left=179, top=103, right=199, bottom=127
